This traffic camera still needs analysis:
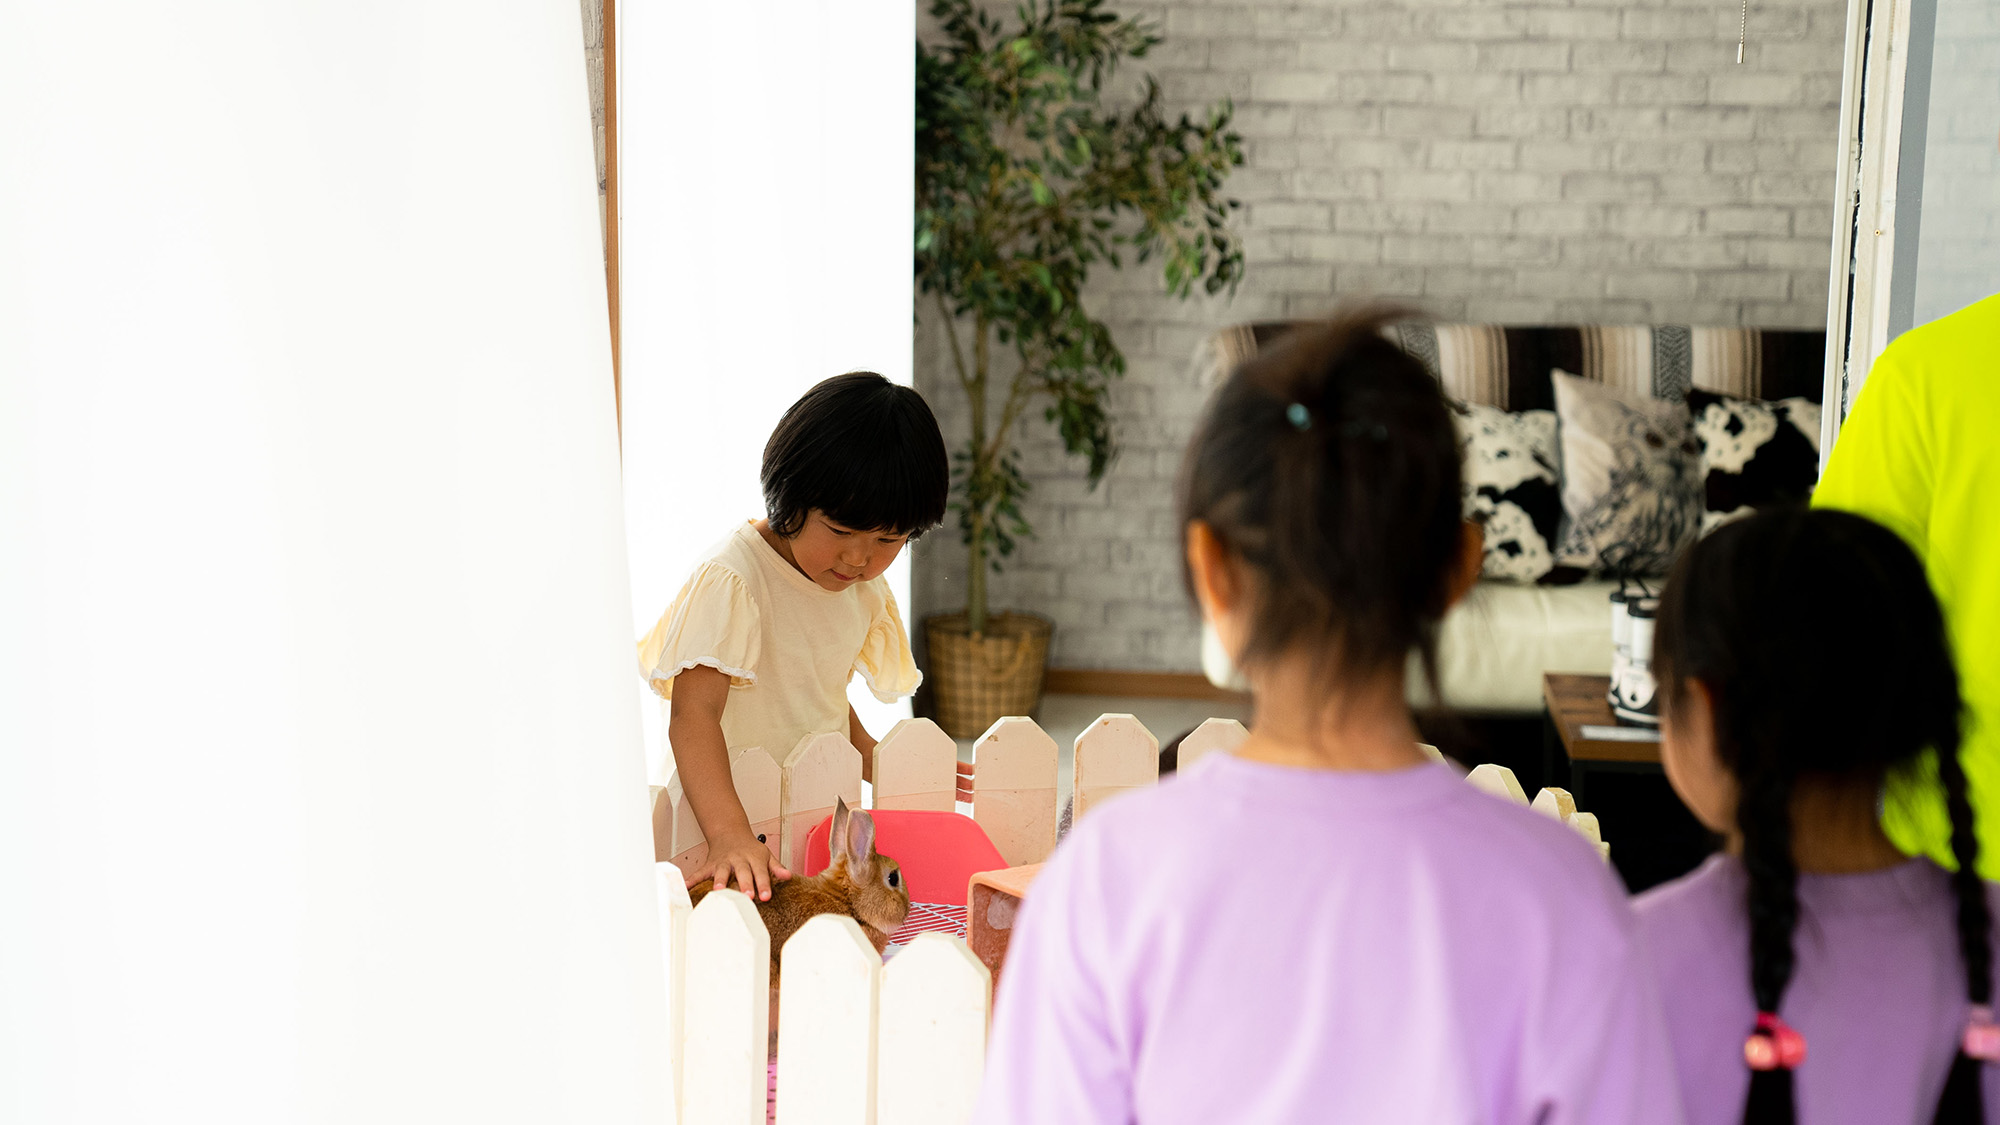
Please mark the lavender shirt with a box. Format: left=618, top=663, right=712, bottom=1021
left=1635, top=854, right=2000, bottom=1124
left=972, top=755, right=1685, bottom=1124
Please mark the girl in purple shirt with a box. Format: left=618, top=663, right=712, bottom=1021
left=972, top=310, right=1684, bottom=1124
left=1637, top=507, right=2000, bottom=1123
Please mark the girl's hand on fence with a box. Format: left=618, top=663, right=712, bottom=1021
left=690, top=830, right=792, bottom=901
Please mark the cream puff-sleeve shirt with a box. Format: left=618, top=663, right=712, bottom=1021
left=637, top=521, right=921, bottom=765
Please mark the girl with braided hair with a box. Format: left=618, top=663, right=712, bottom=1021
left=1637, top=506, right=2000, bottom=1123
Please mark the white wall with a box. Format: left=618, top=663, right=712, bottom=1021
left=619, top=0, right=918, bottom=769
left=0, top=4, right=668, bottom=1122
left=1908, top=0, right=2000, bottom=325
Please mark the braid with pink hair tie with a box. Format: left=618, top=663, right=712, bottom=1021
left=1743, top=1012, right=1807, bottom=1072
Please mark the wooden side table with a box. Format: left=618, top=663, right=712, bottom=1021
left=1542, top=672, right=1662, bottom=805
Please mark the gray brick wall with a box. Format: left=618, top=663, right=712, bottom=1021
left=911, top=0, right=1846, bottom=673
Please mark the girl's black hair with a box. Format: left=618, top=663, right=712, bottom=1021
left=762, top=372, right=950, bottom=538
left=1653, top=507, right=1987, bottom=1125
left=1177, top=306, right=1463, bottom=701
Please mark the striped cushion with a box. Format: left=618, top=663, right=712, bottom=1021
left=1206, top=323, right=1826, bottom=409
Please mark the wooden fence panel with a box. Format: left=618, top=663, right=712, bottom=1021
left=682, top=889, right=771, bottom=1125
left=971, top=717, right=1058, bottom=867
left=661, top=772, right=702, bottom=872
left=877, top=935, right=992, bottom=1125
left=1531, top=787, right=1577, bottom=822
left=1072, top=714, right=1158, bottom=821
left=1568, top=804, right=1616, bottom=856
left=871, top=718, right=958, bottom=813
left=1572, top=812, right=1610, bottom=861
left=781, top=732, right=863, bottom=872
left=1571, top=811, right=1602, bottom=844
left=663, top=746, right=784, bottom=877
left=1174, top=717, right=1248, bottom=770
left=1529, top=785, right=1611, bottom=860
left=774, top=915, right=880, bottom=1125
left=1466, top=763, right=1529, bottom=806
left=656, top=864, right=693, bottom=1120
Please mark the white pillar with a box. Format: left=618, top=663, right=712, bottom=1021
left=0, top=4, right=669, bottom=1122
left=618, top=0, right=919, bottom=779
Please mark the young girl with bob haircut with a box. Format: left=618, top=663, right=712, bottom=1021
left=971, top=309, right=1683, bottom=1124
left=638, top=372, right=948, bottom=899
left=1637, top=506, right=2000, bottom=1123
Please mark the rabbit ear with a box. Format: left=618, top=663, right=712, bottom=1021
left=845, top=806, right=876, bottom=862
left=830, top=797, right=851, bottom=863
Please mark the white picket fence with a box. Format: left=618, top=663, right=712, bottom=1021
left=651, top=712, right=1607, bottom=1123
left=1466, top=761, right=1612, bottom=860
left=655, top=870, right=992, bottom=1125
left=655, top=712, right=1237, bottom=875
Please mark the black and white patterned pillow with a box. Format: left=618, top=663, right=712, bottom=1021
left=1688, top=389, right=1821, bottom=531
left=1453, top=402, right=1563, bottom=583
left=1551, top=370, right=1703, bottom=577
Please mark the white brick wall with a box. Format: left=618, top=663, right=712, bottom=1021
left=911, top=0, right=1846, bottom=673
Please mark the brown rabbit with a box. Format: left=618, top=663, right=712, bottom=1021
left=690, top=796, right=911, bottom=970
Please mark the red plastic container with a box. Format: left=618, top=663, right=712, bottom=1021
left=801, top=809, right=1006, bottom=907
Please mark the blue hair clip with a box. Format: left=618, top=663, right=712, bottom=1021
left=1285, top=402, right=1312, bottom=431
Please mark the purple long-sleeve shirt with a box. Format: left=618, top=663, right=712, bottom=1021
left=972, top=754, right=1685, bottom=1124
left=1634, top=854, right=2000, bottom=1123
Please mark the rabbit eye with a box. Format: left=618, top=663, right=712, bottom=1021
left=887, top=870, right=900, bottom=888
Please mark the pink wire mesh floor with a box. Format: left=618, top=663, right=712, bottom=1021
left=883, top=900, right=968, bottom=956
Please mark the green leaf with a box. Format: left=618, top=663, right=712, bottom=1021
left=918, top=0, right=1242, bottom=587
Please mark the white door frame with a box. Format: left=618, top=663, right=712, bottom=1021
left=1822, top=0, right=1927, bottom=456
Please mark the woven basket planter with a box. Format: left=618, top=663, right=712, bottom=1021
left=922, top=612, right=1053, bottom=740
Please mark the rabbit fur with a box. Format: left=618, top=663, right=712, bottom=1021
left=690, top=796, right=911, bottom=970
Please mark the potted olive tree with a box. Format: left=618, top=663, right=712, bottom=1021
left=916, top=0, right=1245, bottom=737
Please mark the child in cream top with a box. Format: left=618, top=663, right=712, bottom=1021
left=642, top=372, right=948, bottom=899
left=639, top=521, right=919, bottom=765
